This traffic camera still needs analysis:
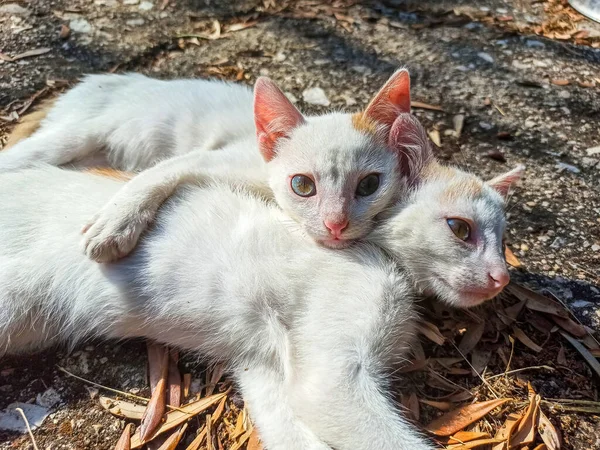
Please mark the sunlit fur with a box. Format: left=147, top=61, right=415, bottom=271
left=0, top=167, right=433, bottom=450
left=0, top=72, right=407, bottom=259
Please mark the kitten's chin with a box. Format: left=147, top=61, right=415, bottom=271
left=427, top=277, right=499, bottom=309
left=317, top=238, right=355, bottom=249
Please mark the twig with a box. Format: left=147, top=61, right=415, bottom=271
left=15, top=408, right=40, bottom=450
left=450, top=342, right=500, bottom=399
left=487, top=365, right=555, bottom=380
left=504, top=335, right=515, bottom=376
left=57, top=366, right=187, bottom=412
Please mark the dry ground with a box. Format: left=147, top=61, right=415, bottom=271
left=0, top=0, right=599, bottom=449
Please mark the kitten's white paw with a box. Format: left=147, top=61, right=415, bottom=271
left=81, top=199, right=155, bottom=263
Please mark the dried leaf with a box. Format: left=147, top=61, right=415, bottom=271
left=471, top=349, right=492, bottom=376
left=399, top=358, right=429, bottom=373
left=513, top=326, right=543, bottom=353
left=183, top=374, right=192, bottom=399
left=417, top=321, right=446, bottom=345
left=139, top=349, right=169, bottom=442
left=131, top=393, right=226, bottom=448
left=420, top=399, right=452, bottom=411
left=538, top=410, right=561, bottom=450
left=556, top=345, right=567, bottom=366
left=458, top=322, right=485, bottom=355
left=493, top=412, right=522, bottom=450
left=246, top=429, right=263, bottom=450
left=407, top=393, right=420, bottom=421
left=156, top=423, right=188, bottom=450
left=550, top=79, right=570, bottom=86
left=449, top=438, right=503, bottom=449
left=185, top=426, right=206, bottom=450
left=510, top=393, right=541, bottom=447
left=147, top=342, right=166, bottom=392
left=167, top=352, right=181, bottom=407
left=205, top=363, right=225, bottom=396
left=426, top=398, right=510, bottom=436
left=446, top=390, right=475, bottom=403
left=560, top=331, right=600, bottom=378
left=0, top=48, right=51, bottom=62
left=551, top=315, right=587, bottom=338
left=411, top=101, right=444, bottom=112
left=114, top=423, right=133, bottom=450
left=226, top=21, right=258, bottom=32
left=448, top=431, right=491, bottom=443
left=428, top=129, right=442, bottom=147
left=100, top=397, right=146, bottom=420
left=499, top=300, right=526, bottom=326
left=504, top=247, right=521, bottom=268
left=533, top=445, right=548, bottom=450
left=508, top=284, right=569, bottom=318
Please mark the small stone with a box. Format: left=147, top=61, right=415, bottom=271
left=341, top=94, right=356, bottom=106
left=556, top=162, right=580, bottom=173
left=592, top=244, right=600, bottom=252
left=59, top=24, right=71, bottom=39
left=558, top=90, right=571, bottom=99
left=69, top=18, right=92, bottom=34
left=532, top=59, right=549, bottom=68
left=273, top=51, right=286, bottom=62
left=512, top=60, right=529, bottom=70
left=92, top=424, right=102, bottom=434
left=581, top=157, right=598, bottom=168
left=550, top=237, right=566, bottom=249
left=94, top=0, right=118, bottom=5
left=126, top=18, right=145, bottom=26
left=477, top=52, right=494, bottom=63
left=99, top=357, right=108, bottom=364
left=0, top=3, right=30, bottom=15
left=586, top=146, right=600, bottom=156
left=524, top=119, right=536, bottom=128
left=572, top=300, right=593, bottom=308
left=302, top=87, right=330, bottom=106
left=487, top=150, right=506, bottom=162
left=526, top=39, right=545, bottom=48
left=464, top=22, right=482, bottom=30
left=123, top=0, right=140, bottom=4
left=479, top=121, right=493, bottom=130
left=351, top=65, right=372, bottom=75
left=520, top=244, right=529, bottom=252
left=138, top=1, right=153, bottom=10
left=36, top=388, right=61, bottom=408
left=284, top=92, right=298, bottom=103
left=85, top=387, right=99, bottom=400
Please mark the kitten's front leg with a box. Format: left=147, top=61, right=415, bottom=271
left=82, top=149, right=267, bottom=262
left=235, top=365, right=332, bottom=450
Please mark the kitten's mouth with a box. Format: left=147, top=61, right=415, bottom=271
left=433, top=276, right=501, bottom=307
left=318, top=238, right=355, bottom=249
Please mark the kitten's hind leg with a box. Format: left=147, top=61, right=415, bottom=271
left=235, top=365, right=332, bottom=450
left=0, top=127, right=100, bottom=171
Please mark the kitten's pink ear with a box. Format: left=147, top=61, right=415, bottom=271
left=254, top=77, right=306, bottom=162
left=363, top=69, right=411, bottom=128
left=388, top=113, right=433, bottom=185
left=487, top=165, right=525, bottom=198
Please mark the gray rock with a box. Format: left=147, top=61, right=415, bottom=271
left=69, top=18, right=93, bottom=34
left=126, top=18, right=145, bottom=26
left=526, top=40, right=545, bottom=48
left=586, top=146, right=600, bottom=156
left=36, top=388, right=61, bottom=408
left=558, top=90, right=571, bottom=99
left=512, top=60, right=529, bottom=70
left=302, top=87, right=330, bottom=106
left=0, top=3, right=30, bottom=15
left=556, top=162, right=580, bottom=173
left=0, top=403, right=50, bottom=432
left=139, top=1, right=154, bottom=10
left=477, top=52, right=494, bottom=63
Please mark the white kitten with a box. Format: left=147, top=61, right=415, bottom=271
left=0, top=71, right=413, bottom=257
left=0, top=166, right=432, bottom=450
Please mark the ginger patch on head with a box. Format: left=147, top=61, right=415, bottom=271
left=352, top=112, right=379, bottom=135
left=422, top=163, right=484, bottom=202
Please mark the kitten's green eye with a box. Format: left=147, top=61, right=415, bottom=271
left=291, top=175, right=316, bottom=197
left=356, top=174, right=380, bottom=197
left=447, top=218, right=471, bottom=241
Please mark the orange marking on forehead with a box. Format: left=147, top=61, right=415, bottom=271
left=86, top=167, right=134, bottom=181
left=351, top=112, right=379, bottom=135
left=421, top=161, right=484, bottom=202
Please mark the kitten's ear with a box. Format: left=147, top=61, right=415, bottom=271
left=254, top=77, right=306, bottom=162
left=487, top=165, right=525, bottom=198
left=363, top=69, right=411, bottom=128
left=388, top=113, right=433, bottom=185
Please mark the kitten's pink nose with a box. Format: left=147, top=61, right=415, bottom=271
left=324, top=219, right=348, bottom=238
left=488, top=268, right=510, bottom=290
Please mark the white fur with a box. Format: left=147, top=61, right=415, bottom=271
left=0, top=166, right=433, bottom=450
left=0, top=73, right=405, bottom=259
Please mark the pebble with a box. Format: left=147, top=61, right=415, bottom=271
left=581, top=157, right=598, bottom=168
left=558, top=90, right=571, bottom=99
left=123, top=0, right=140, bottom=4
left=69, top=18, right=93, bottom=34
left=479, top=121, right=493, bottom=130
left=284, top=92, right=298, bottom=103
left=92, top=424, right=103, bottom=434
left=526, top=40, right=545, bottom=48
left=273, top=51, right=286, bottom=62
left=524, top=119, right=536, bottom=129
left=139, top=1, right=154, bottom=10
left=477, top=52, right=494, bottom=63
left=556, top=162, right=580, bottom=173
left=36, top=388, right=61, bottom=408
left=592, top=244, right=600, bottom=252
left=512, top=60, right=529, bottom=70
left=94, top=0, right=118, bottom=5
left=126, top=18, right=145, bottom=27
left=0, top=3, right=30, bottom=15
left=550, top=237, right=566, bottom=249
left=302, top=87, right=330, bottom=106
left=586, top=146, right=600, bottom=156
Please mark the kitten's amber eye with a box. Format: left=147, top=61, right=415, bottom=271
left=447, top=218, right=471, bottom=241
left=291, top=175, right=316, bottom=197
left=356, top=174, right=380, bottom=197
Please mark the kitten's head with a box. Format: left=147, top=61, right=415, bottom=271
left=381, top=114, right=524, bottom=308
left=253, top=70, right=412, bottom=248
